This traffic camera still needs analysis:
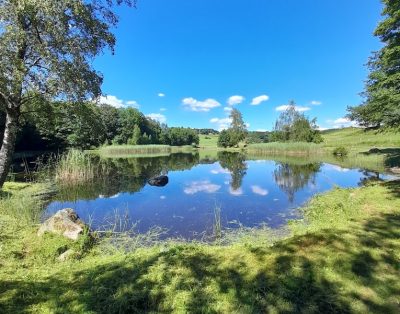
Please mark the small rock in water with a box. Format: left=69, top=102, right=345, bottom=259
left=37, top=208, right=88, bottom=241
left=148, top=175, right=169, bottom=187
left=369, top=148, right=381, bottom=154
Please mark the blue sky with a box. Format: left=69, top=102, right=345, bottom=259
left=95, top=0, right=383, bottom=131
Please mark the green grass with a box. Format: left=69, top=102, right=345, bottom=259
left=322, top=127, right=400, bottom=149
left=98, top=144, right=194, bottom=158
left=1, top=181, right=400, bottom=312
left=199, top=134, right=219, bottom=148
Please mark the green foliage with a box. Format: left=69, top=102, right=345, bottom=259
left=163, top=127, right=199, bottom=146
left=271, top=101, right=322, bottom=143
left=217, top=109, right=248, bottom=147
left=217, top=129, right=232, bottom=148
left=10, top=100, right=201, bottom=150
left=246, top=131, right=269, bottom=144
left=348, top=0, right=400, bottom=128
left=332, top=146, right=349, bottom=157
left=127, top=125, right=141, bottom=145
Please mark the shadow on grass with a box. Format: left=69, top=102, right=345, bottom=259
left=1, top=213, right=400, bottom=313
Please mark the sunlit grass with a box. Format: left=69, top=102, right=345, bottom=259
left=322, top=127, right=400, bottom=148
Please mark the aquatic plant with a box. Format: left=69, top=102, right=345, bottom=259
left=247, top=142, right=324, bottom=156
left=98, top=144, right=194, bottom=158
left=55, top=150, right=99, bottom=184
left=213, top=205, right=222, bottom=240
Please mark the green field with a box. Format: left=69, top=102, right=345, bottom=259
left=1, top=181, right=399, bottom=312
left=199, top=134, right=219, bottom=148
left=322, top=127, right=400, bottom=150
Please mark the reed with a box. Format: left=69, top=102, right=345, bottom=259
left=213, top=205, right=222, bottom=240
left=55, top=149, right=97, bottom=184
left=99, top=145, right=172, bottom=157
left=247, top=142, right=324, bottom=156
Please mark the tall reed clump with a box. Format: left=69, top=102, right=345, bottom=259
left=99, top=145, right=173, bottom=157
left=247, top=142, right=324, bottom=156
left=55, top=150, right=97, bottom=184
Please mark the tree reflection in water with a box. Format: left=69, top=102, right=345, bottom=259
left=273, top=162, right=321, bottom=203
left=218, top=151, right=248, bottom=192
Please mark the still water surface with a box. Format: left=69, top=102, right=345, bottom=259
left=45, top=152, right=391, bottom=239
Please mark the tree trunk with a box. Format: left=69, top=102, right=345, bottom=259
left=0, top=108, right=20, bottom=188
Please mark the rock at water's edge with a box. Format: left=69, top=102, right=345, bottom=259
left=38, top=208, right=87, bottom=241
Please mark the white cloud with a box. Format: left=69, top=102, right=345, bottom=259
left=146, top=113, right=167, bottom=123
left=210, top=167, right=231, bottom=175
left=184, top=181, right=221, bottom=194
left=245, top=122, right=250, bottom=128
left=98, top=95, right=140, bottom=108
left=182, top=97, right=221, bottom=112
left=224, top=106, right=233, bottom=112
left=251, top=185, right=268, bottom=196
left=310, top=100, right=322, bottom=105
left=229, top=187, right=243, bottom=196
left=210, top=117, right=232, bottom=131
left=160, top=108, right=167, bottom=112
left=275, top=105, right=311, bottom=112
left=98, top=95, right=123, bottom=108
left=256, top=129, right=267, bottom=132
left=251, top=95, right=269, bottom=106
left=158, top=93, right=165, bottom=97
left=334, top=117, right=350, bottom=124
left=227, top=95, right=245, bottom=106
left=125, top=100, right=140, bottom=108
left=326, top=164, right=350, bottom=172
left=326, top=117, right=357, bottom=128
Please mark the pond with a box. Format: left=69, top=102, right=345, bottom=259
left=45, top=152, right=393, bottom=240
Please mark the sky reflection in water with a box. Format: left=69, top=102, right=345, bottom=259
left=45, top=153, right=390, bottom=239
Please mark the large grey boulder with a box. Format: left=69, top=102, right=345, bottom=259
left=38, top=208, right=87, bottom=241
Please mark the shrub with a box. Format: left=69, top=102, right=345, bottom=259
left=333, top=146, right=349, bottom=157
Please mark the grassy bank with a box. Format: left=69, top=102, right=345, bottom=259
left=322, top=127, right=400, bottom=149
left=0, top=180, right=399, bottom=313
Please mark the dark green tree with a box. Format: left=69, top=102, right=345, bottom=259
left=347, top=0, right=400, bottom=128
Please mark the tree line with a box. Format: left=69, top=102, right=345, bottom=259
left=2, top=99, right=199, bottom=151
